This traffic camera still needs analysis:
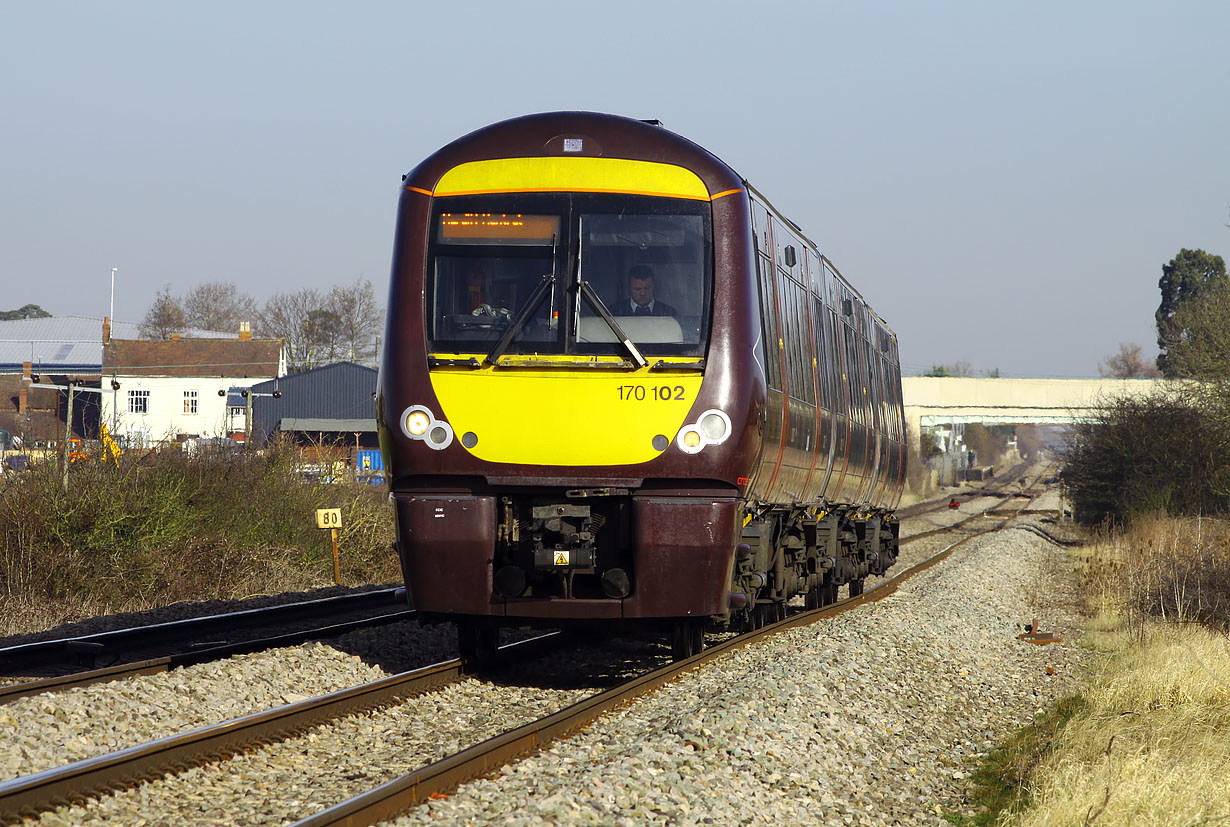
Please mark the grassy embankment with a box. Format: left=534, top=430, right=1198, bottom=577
left=0, top=443, right=399, bottom=637
left=953, top=515, right=1230, bottom=825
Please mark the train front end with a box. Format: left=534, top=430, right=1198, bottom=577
left=377, top=113, right=763, bottom=649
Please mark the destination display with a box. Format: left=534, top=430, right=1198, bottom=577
left=437, top=213, right=559, bottom=245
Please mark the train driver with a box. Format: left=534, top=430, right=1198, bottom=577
left=623, top=264, right=677, bottom=317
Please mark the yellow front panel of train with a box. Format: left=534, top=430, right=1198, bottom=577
left=430, top=363, right=704, bottom=466
left=433, top=157, right=710, bottom=201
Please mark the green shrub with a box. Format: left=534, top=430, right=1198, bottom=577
left=0, top=442, right=398, bottom=618
left=1061, top=385, right=1230, bottom=525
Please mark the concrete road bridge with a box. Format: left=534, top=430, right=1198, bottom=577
left=900, top=376, right=1169, bottom=441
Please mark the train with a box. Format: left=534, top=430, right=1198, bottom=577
left=377, top=112, right=906, bottom=660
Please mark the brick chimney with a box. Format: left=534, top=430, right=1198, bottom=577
left=238, top=321, right=252, bottom=341
left=102, top=316, right=112, bottom=345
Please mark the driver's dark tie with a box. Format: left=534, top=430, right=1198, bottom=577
left=635, top=305, right=650, bottom=315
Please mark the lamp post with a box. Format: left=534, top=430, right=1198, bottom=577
left=110, top=373, right=120, bottom=435
left=109, top=267, right=117, bottom=325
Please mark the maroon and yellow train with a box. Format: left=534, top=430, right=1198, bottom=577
left=377, top=112, right=905, bottom=659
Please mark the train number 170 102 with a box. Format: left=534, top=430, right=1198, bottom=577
left=618, top=385, right=686, bottom=401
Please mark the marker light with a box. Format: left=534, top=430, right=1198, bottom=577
left=675, top=409, right=733, bottom=455
left=399, top=405, right=454, bottom=450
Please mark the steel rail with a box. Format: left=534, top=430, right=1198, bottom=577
left=0, top=610, right=415, bottom=705
left=291, top=489, right=1048, bottom=827
left=894, top=460, right=1030, bottom=520
left=0, top=588, right=410, bottom=676
left=0, top=480, right=1054, bottom=825
left=0, top=634, right=559, bottom=824
left=899, top=461, right=1058, bottom=544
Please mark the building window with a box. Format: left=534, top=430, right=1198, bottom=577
left=128, top=389, right=150, bottom=414
left=184, top=390, right=198, bottom=414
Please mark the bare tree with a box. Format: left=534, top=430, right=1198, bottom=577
left=1099, top=343, right=1162, bottom=378
left=139, top=286, right=187, bottom=340
left=183, top=282, right=257, bottom=333
left=256, top=289, right=324, bottom=372
left=255, top=280, right=385, bottom=373
left=327, top=277, right=383, bottom=366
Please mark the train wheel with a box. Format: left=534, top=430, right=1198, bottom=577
left=848, top=578, right=865, bottom=598
left=670, top=619, right=705, bottom=660
left=457, top=623, right=498, bottom=664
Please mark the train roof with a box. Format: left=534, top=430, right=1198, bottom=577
left=406, top=111, right=895, bottom=341
left=403, top=111, right=744, bottom=200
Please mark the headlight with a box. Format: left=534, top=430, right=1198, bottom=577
left=699, top=412, right=729, bottom=441
left=399, top=405, right=454, bottom=450
left=404, top=410, right=430, bottom=436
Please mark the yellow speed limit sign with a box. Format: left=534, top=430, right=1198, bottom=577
left=315, top=508, right=343, bottom=529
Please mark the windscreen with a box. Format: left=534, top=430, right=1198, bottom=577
left=576, top=212, right=709, bottom=355
left=428, top=212, right=560, bottom=348
left=426, top=195, right=711, bottom=360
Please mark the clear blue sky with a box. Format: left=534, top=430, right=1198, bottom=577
left=3, top=1, right=1227, bottom=377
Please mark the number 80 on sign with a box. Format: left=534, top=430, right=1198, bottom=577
left=315, top=508, right=343, bottom=529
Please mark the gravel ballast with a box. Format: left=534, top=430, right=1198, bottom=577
left=8, top=509, right=1089, bottom=826
left=403, top=516, right=1085, bottom=826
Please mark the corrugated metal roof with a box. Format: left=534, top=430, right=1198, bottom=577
left=0, top=315, right=233, bottom=372
left=248, top=362, right=378, bottom=443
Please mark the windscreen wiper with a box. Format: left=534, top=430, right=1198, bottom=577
left=579, top=280, right=648, bottom=368
left=485, top=273, right=555, bottom=367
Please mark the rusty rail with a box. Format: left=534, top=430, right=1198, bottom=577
left=0, top=610, right=415, bottom=705
left=0, top=588, right=412, bottom=678
left=1, top=483, right=1051, bottom=826
left=0, top=635, right=558, bottom=824
left=292, top=489, right=1047, bottom=827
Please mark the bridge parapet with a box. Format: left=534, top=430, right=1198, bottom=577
left=901, top=376, right=1169, bottom=432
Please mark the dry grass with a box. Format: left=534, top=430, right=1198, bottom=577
left=998, top=517, right=1230, bottom=826
left=1016, top=624, right=1230, bottom=827
left=1076, top=515, right=1230, bottom=634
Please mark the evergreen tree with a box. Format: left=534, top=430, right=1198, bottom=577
left=0, top=304, right=52, bottom=320
left=1156, top=248, right=1227, bottom=376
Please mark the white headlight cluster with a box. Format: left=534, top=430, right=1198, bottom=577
left=399, top=404, right=453, bottom=450
left=676, top=409, right=732, bottom=455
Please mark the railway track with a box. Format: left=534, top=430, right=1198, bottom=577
left=0, top=477, right=1060, bottom=825
left=302, top=480, right=1056, bottom=827
left=0, top=588, right=415, bottom=702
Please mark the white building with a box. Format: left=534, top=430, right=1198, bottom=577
left=101, top=328, right=284, bottom=448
